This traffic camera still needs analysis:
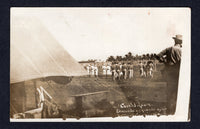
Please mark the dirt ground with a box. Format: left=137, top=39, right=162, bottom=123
left=10, top=63, right=168, bottom=118
left=40, top=63, right=168, bottom=118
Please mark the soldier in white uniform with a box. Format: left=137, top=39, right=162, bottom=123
left=139, top=62, right=144, bottom=77
left=90, top=64, right=94, bottom=76
left=102, top=64, right=107, bottom=76
left=128, top=63, right=134, bottom=79
left=87, top=64, right=91, bottom=77
left=106, top=64, right=111, bottom=75
left=149, top=62, right=154, bottom=78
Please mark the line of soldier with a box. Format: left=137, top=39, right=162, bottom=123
left=139, top=61, right=154, bottom=78
left=110, top=62, right=134, bottom=81
left=85, top=61, right=155, bottom=80
left=86, top=64, right=99, bottom=77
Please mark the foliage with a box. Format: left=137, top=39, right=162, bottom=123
left=106, top=52, right=157, bottom=62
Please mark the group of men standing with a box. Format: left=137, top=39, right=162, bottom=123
left=85, top=61, right=155, bottom=80
left=110, top=63, right=134, bottom=81
left=139, top=61, right=154, bottom=78
left=85, top=62, right=135, bottom=81
left=86, top=64, right=99, bottom=77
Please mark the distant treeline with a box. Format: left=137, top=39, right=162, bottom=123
left=106, top=52, right=157, bottom=62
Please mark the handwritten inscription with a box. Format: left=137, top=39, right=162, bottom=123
left=116, top=102, right=167, bottom=115
left=119, top=103, right=152, bottom=109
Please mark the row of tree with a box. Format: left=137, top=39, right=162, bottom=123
left=106, top=52, right=157, bottom=62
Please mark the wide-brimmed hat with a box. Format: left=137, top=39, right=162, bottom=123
left=172, top=34, right=182, bottom=41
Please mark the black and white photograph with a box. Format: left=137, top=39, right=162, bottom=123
left=10, top=8, right=191, bottom=122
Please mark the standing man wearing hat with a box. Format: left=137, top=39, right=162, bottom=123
left=157, top=34, right=182, bottom=115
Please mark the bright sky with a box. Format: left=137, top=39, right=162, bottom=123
left=11, top=8, right=190, bottom=61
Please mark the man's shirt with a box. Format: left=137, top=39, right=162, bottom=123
left=158, top=45, right=181, bottom=66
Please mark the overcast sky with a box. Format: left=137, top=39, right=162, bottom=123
left=11, top=8, right=190, bottom=61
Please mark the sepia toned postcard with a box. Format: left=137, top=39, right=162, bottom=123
left=10, top=7, right=191, bottom=122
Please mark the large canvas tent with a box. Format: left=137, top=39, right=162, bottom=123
left=11, top=16, right=87, bottom=84
left=10, top=16, right=88, bottom=118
